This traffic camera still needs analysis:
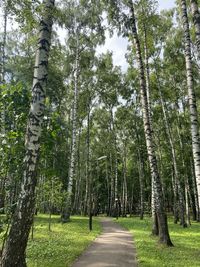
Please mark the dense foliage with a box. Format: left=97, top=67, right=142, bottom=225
left=0, top=0, right=200, bottom=264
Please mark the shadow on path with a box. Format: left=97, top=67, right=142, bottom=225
left=71, top=217, right=137, bottom=267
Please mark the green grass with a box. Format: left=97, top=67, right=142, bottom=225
left=1, top=214, right=101, bottom=267
left=116, top=216, right=200, bottom=267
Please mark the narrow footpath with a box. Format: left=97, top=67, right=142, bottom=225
left=71, top=217, right=137, bottom=267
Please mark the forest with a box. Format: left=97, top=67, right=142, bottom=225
left=0, top=0, right=200, bottom=266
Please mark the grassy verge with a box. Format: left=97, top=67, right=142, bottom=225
left=116, top=216, right=200, bottom=267
left=1, top=214, right=101, bottom=267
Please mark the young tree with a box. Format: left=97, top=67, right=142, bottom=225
left=1, top=0, right=55, bottom=266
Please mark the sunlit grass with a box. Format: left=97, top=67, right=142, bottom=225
left=116, top=216, right=200, bottom=267
left=0, top=214, right=101, bottom=267
left=26, top=214, right=101, bottom=267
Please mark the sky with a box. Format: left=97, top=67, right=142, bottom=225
left=97, top=0, right=176, bottom=72
left=0, top=1, right=176, bottom=72
left=158, top=0, right=175, bottom=11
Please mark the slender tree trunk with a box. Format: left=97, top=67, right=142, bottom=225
left=143, top=19, right=158, bottom=234
left=109, top=153, right=114, bottom=216
left=87, top=105, right=92, bottom=230
left=61, top=32, right=79, bottom=222
left=129, top=1, right=173, bottom=246
left=181, top=0, right=200, bottom=215
left=109, top=108, right=118, bottom=216
left=84, top=101, right=91, bottom=216
left=1, top=1, right=54, bottom=265
left=0, top=2, right=7, bottom=200
left=190, top=0, right=200, bottom=57
left=137, top=149, right=144, bottom=220
left=0, top=0, right=7, bottom=84
left=185, top=179, right=191, bottom=226
left=143, top=23, right=151, bottom=121
left=73, top=128, right=81, bottom=214
left=191, top=159, right=200, bottom=221
left=122, top=142, right=127, bottom=217
left=157, top=76, right=187, bottom=227
left=134, top=115, right=145, bottom=220
left=105, top=160, right=110, bottom=216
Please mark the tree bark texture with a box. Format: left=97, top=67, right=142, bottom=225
left=129, top=1, right=173, bottom=246
left=61, top=32, right=79, bottom=222
left=181, top=0, right=200, bottom=215
left=0, top=0, right=7, bottom=83
left=143, top=24, right=157, bottom=233
left=190, top=0, right=200, bottom=58
left=157, top=74, right=187, bottom=227
left=134, top=116, right=145, bottom=220
left=122, top=142, right=128, bottom=217
left=110, top=108, right=118, bottom=216
left=1, top=1, right=54, bottom=266
left=137, top=149, right=144, bottom=220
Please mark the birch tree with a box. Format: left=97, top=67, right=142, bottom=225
left=157, top=71, right=187, bottom=227
left=128, top=1, right=173, bottom=246
left=1, top=0, right=55, bottom=265
left=61, top=30, right=79, bottom=222
left=190, top=0, right=200, bottom=58
left=180, top=0, right=200, bottom=219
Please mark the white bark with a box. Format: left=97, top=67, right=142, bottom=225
left=62, top=28, right=79, bottom=221
left=129, top=1, right=173, bottom=245
left=181, top=0, right=200, bottom=214
left=1, top=1, right=54, bottom=266
left=0, top=0, right=7, bottom=83
left=158, top=83, right=186, bottom=226
left=68, top=40, right=79, bottom=195
left=190, top=0, right=200, bottom=58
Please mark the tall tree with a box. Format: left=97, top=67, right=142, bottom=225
left=0, top=0, right=8, bottom=84
left=1, top=0, right=55, bottom=266
left=61, top=28, right=79, bottom=222
left=181, top=0, right=200, bottom=219
left=190, top=0, right=200, bottom=57
left=156, top=69, right=187, bottom=227
left=128, top=1, right=173, bottom=246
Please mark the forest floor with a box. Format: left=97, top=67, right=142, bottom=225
left=0, top=214, right=101, bottom=267
left=0, top=214, right=199, bottom=267
left=71, top=217, right=137, bottom=267
left=116, top=215, right=200, bottom=267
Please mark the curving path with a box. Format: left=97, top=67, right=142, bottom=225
left=71, top=217, right=137, bottom=267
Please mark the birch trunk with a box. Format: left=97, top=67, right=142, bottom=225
left=105, top=160, right=110, bottom=216
left=122, top=142, right=128, bottom=217
left=83, top=99, right=91, bottom=216
left=109, top=152, right=114, bottom=216
left=110, top=108, right=118, bottom=215
left=143, top=23, right=151, bottom=121
left=1, top=1, right=54, bottom=265
left=191, top=159, right=200, bottom=221
left=143, top=23, right=157, bottom=233
left=137, top=149, right=144, bottom=220
left=0, top=0, right=7, bottom=154
left=190, top=0, right=200, bottom=57
left=134, top=115, right=145, bottom=220
left=0, top=0, right=7, bottom=83
left=181, top=0, right=200, bottom=214
left=73, top=128, right=81, bottom=214
left=185, top=180, right=191, bottom=226
left=157, top=75, right=187, bottom=227
left=61, top=33, right=79, bottom=222
left=85, top=99, right=91, bottom=215
left=129, top=1, right=173, bottom=246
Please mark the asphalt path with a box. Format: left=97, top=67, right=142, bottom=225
left=71, top=217, right=137, bottom=267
